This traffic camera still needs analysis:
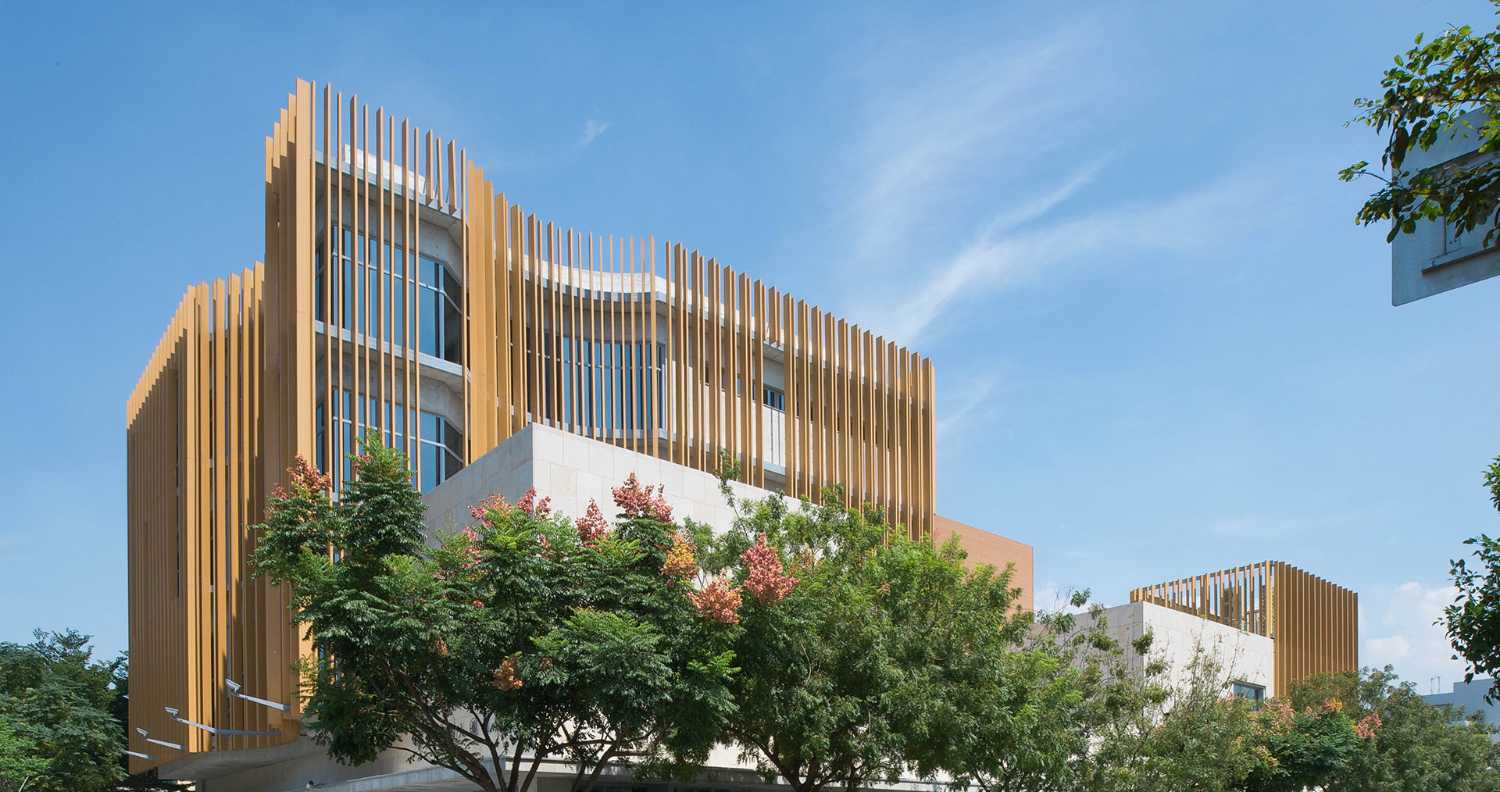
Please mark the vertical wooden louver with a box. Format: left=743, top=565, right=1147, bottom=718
left=126, top=266, right=291, bottom=771
left=456, top=155, right=937, bottom=534
left=1129, top=561, right=1359, bottom=696
left=127, top=78, right=937, bottom=773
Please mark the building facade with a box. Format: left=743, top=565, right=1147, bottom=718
left=1423, top=679, right=1500, bottom=739
left=1389, top=108, right=1500, bottom=305
left=1129, top=561, right=1358, bottom=696
left=125, top=80, right=1020, bottom=779
left=1083, top=600, right=1276, bottom=700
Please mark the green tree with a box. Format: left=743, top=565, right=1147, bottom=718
left=1340, top=1, right=1500, bottom=245
left=693, top=484, right=1045, bottom=792
left=1447, top=456, right=1500, bottom=699
left=1072, top=639, right=1361, bottom=792
left=1083, top=647, right=1258, bottom=792
left=1244, top=697, right=1359, bottom=792
left=926, top=591, right=1158, bottom=792
left=1290, top=668, right=1500, bottom=791
left=252, top=445, right=737, bottom=792
left=0, top=714, right=48, bottom=792
left=692, top=492, right=903, bottom=792
left=0, top=631, right=125, bottom=792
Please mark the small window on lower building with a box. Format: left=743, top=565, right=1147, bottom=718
left=1230, top=681, right=1265, bottom=703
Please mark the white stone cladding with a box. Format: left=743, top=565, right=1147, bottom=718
left=1081, top=601, right=1276, bottom=699
left=423, top=423, right=787, bottom=538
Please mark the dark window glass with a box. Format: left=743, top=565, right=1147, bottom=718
left=315, top=253, right=326, bottom=323
left=444, top=420, right=462, bottom=453
left=391, top=272, right=405, bottom=343
left=623, top=343, right=634, bottom=431
left=342, top=423, right=355, bottom=482
left=420, top=287, right=441, bottom=357
left=315, top=401, right=326, bottom=471
left=342, top=260, right=355, bottom=330
left=443, top=296, right=462, bottom=363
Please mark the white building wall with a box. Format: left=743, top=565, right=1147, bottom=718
left=1390, top=108, right=1500, bottom=305
left=1084, top=601, right=1276, bottom=699
left=423, top=423, right=785, bottom=537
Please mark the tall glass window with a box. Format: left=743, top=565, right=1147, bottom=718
left=418, top=411, right=466, bottom=493
left=763, top=385, right=785, bottom=411
left=418, top=255, right=463, bottom=363
left=540, top=337, right=665, bottom=435
left=317, top=225, right=461, bottom=364
left=321, top=387, right=465, bottom=495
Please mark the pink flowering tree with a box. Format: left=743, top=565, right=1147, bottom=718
left=1274, top=666, right=1500, bottom=790
left=690, top=485, right=1035, bottom=792
left=254, top=444, right=737, bottom=792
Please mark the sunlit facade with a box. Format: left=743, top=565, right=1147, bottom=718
left=125, top=80, right=1004, bottom=783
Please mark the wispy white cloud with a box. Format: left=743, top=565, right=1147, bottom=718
left=579, top=119, right=610, bottom=147
left=878, top=164, right=1268, bottom=346
left=1363, top=580, right=1465, bottom=694
left=834, top=21, right=1271, bottom=347
left=845, top=32, right=1085, bottom=266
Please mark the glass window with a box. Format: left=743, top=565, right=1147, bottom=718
left=315, top=401, right=326, bottom=471
left=408, top=410, right=465, bottom=493
left=421, top=442, right=442, bottom=493
left=1230, top=682, right=1265, bottom=703
left=391, top=271, right=405, bottom=344
left=412, top=254, right=462, bottom=363
left=624, top=342, right=635, bottom=430
left=443, top=420, right=463, bottom=454
left=342, top=259, right=355, bottom=330
left=442, top=295, right=462, bottom=362
left=443, top=267, right=460, bottom=300
left=315, top=253, right=326, bottom=323
left=420, top=286, right=441, bottom=357
left=764, top=385, right=785, bottom=411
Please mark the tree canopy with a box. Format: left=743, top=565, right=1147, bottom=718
left=247, top=442, right=1500, bottom=792
left=1290, top=667, right=1500, bottom=792
left=690, top=479, right=1135, bottom=792
left=252, top=444, right=738, bottom=792
left=1447, top=455, right=1500, bottom=700
left=0, top=631, right=124, bottom=792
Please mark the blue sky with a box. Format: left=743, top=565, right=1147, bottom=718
left=2, top=1, right=1498, bottom=692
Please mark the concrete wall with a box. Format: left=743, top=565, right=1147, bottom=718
left=1084, top=601, right=1276, bottom=699
left=1390, top=108, right=1500, bottom=305
left=426, top=427, right=1035, bottom=619
left=423, top=423, right=782, bottom=536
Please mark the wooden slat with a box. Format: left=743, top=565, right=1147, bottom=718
left=649, top=237, right=659, bottom=460
left=131, top=81, right=976, bottom=769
